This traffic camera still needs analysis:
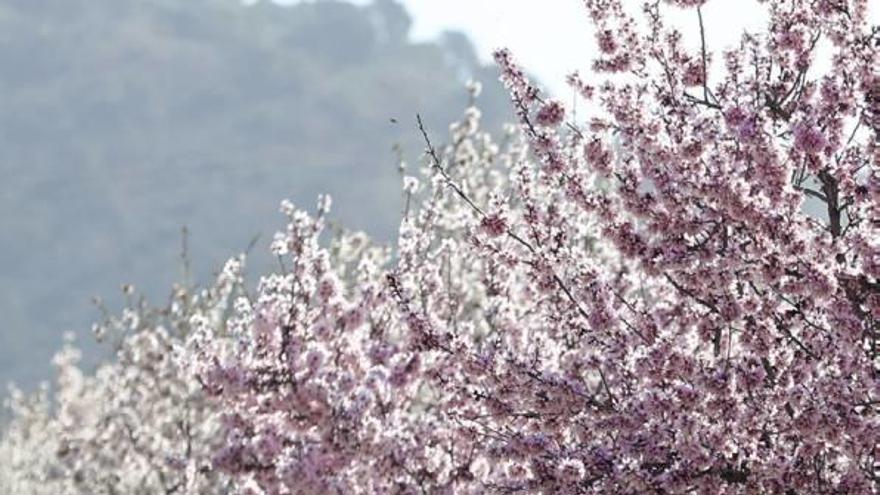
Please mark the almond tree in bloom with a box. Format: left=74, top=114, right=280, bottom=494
left=200, top=0, right=879, bottom=493
left=2, top=0, right=878, bottom=493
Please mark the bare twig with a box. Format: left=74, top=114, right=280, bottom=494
left=697, top=7, right=711, bottom=103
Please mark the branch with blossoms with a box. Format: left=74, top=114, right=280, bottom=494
left=482, top=0, right=879, bottom=490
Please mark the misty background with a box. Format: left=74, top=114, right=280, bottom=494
left=0, top=0, right=519, bottom=389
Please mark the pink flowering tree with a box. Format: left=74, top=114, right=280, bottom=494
left=199, top=0, right=879, bottom=493
left=5, top=1, right=878, bottom=493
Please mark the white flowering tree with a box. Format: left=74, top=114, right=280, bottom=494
left=0, top=257, right=247, bottom=494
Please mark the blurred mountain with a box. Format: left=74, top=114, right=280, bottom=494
left=0, top=0, right=515, bottom=389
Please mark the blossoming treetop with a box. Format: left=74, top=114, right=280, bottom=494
left=199, top=0, right=879, bottom=492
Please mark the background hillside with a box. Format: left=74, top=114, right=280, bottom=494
left=0, top=0, right=515, bottom=388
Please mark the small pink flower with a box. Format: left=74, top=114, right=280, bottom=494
left=597, top=30, right=617, bottom=54
left=682, top=61, right=705, bottom=87
left=793, top=122, right=826, bottom=154
left=535, top=99, right=565, bottom=127
left=479, top=213, right=508, bottom=237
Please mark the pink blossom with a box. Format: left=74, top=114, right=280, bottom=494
left=793, top=122, right=827, bottom=154
left=479, top=213, right=508, bottom=237
left=535, top=99, right=566, bottom=127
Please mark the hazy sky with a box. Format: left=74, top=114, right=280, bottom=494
left=273, top=0, right=880, bottom=97
left=272, top=0, right=808, bottom=95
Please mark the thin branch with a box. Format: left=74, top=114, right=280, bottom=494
left=794, top=185, right=828, bottom=203
left=417, top=114, right=487, bottom=218
left=697, top=6, right=711, bottom=103
left=664, top=273, right=720, bottom=315
left=596, top=366, right=618, bottom=407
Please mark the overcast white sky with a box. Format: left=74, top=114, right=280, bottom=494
left=276, top=0, right=879, bottom=97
